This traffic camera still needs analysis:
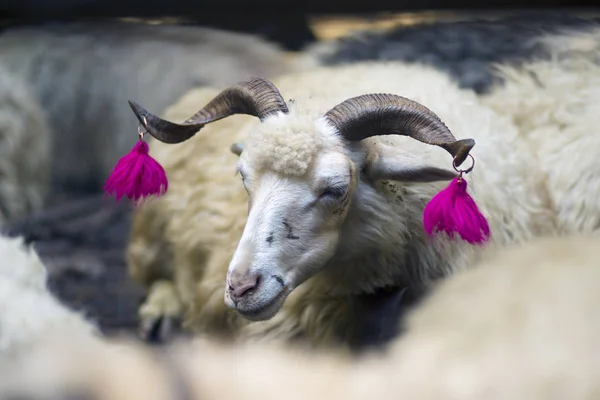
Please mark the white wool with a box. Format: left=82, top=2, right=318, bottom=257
left=483, top=25, right=600, bottom=235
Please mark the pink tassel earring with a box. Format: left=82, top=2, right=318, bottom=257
left=104, top=116, right=168, bottom=203
left=422, top=154, right=490, bottom=245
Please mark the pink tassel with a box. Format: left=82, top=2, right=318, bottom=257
left=423, top=176, right=490, bottom=245
left=104, top=140, right=168, bottom=203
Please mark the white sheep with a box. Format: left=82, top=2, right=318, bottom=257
left=481, top=25, right=600, bottom=235
left=0, top=63, right=51, bottom=225
left=0, top=233, right=99, bottom=359
left=0, top=20, right=295, bottom=193
left=126, top=59, right=558, bottom=347
left=3, top=235, right=600, bottom=400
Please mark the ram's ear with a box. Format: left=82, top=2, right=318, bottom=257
left=230, top=142, right=244, bottom=157
left=364, top=142, right=457, bottom=183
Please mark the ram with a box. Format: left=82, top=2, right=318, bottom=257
left=0, top=64, right=50, bottom=226
left=125, top=59, right=561, bottom=347
left=4, top=235, right=600, bottom=400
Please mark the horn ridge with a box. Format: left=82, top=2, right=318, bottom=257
left=324, top=93, right=475, bottom=166
left=184, top=77, right=289, bottom=125
left=128, top=77, right=289, bottom=145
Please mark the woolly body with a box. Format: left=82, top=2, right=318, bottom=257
left=128, top=61, right=554, bottom=346
left=482, top=26, right=600, bottom=235
left=0, top=64, right=50, bottom=225
left=5, top=235, right=600, bottom=400
left=0, top=21, right=293, bottom=193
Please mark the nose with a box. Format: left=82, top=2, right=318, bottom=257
left=228, top=273, right=261, bottom=301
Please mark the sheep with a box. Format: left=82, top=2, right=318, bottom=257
left=0, top=20, right=295, bottom=194
left=481, top=25, right=600, bottom=235
left=125, top=59, right=559, bottom=347
left=0, top=63, right=51, bottom=225
left=0, top=233, right=99, bottom=360
left=3, top=235, right=600, bottom=400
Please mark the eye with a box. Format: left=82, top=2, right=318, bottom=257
left=319, top=185, right=347, bottom=200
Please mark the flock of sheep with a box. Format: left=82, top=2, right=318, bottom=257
left=1, top=13, right=600, bottom=399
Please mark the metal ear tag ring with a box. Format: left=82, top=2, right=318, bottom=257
left=453, top=154, right=475, bottom=183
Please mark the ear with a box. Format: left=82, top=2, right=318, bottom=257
left=230, top=142, right=244, bottom=157
left=364, top=142, right=458, bottom=183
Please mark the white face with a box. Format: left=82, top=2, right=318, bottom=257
left=224, top=151, right=355, bottom=321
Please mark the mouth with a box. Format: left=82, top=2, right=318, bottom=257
left=237, top=289, right=289, bottom=322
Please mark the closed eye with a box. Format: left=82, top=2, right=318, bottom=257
left=320, top=185, right=347, bottom=199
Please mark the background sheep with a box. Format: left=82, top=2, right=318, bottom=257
left=481, top=25, right=600, bottom=235
left=0, top=20, right=294, bottom=195
left=3, top=235, right=600, bottom=400
left=0, top=64, right=50, bottom=226
left=126, top=59, right=557, bottom=348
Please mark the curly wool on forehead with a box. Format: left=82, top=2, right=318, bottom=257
left=242, top=104, right=343, bottom=176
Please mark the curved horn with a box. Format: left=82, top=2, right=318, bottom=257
left=128, top=77, right=289, bottom=144
left=324, top=93, right=475, bottom=166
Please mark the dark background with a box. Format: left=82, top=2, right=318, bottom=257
left=0, top=0, right=595, bottom=17
left=0, top=2, right=597, bottom=51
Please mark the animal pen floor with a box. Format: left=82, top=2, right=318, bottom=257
left=4, top=10, right=600, bottom=340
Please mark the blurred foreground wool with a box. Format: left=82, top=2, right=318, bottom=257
left=0, top=234, right=99, bottom=360
left=0, top=20, right=294, bottom=195
left=2, top=235, right=600, bottom=400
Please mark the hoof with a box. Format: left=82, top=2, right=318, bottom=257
left=140, top=315, right=181, bottom=344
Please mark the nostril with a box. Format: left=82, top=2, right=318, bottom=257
left=230, top=274, right=261, bottom=300
left=233, top=283, right=254, bottom=299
